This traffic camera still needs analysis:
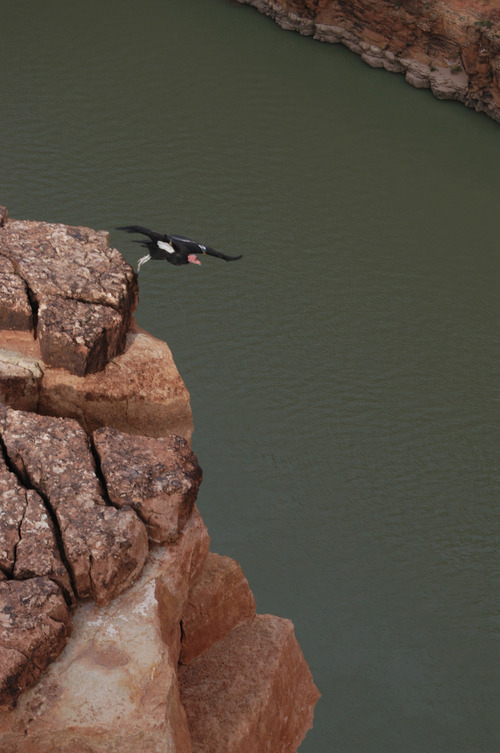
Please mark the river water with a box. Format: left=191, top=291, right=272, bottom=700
left=1, top=1, right=499, bottom=751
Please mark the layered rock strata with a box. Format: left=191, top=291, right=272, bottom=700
left=235, top=0, right=500, bottom=123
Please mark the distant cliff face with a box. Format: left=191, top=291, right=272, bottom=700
left=236, top=0, right=500, bottom=122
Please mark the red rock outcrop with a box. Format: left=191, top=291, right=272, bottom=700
left=235, top=0, right=500, bottom=122
left=0, top=210, right=319, bottom=751
left=0, top=206, right=194, bottom=440
left=0, top=323, right=194, bottom=441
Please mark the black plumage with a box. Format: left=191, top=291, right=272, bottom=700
left=117, top=225, right=242, bottom=271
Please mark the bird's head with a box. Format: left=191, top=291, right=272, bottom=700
left=188, top=253, right=201, bottom=266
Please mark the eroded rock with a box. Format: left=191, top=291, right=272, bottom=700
left=0, top=219, right=137, bottom=315
left=0, top=578, right=72, bottom=711
left=179, top=614, right=320, bottom=753
left=0, top=324, right=194, bottom=441
left=39, top=324, right=195, bottom=440
left=93, top=427, right=202, bottom=542
left=180, top=553, right=256, bottom=665
left=0, top=405, right=149, bottom=606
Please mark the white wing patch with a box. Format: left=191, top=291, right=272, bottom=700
left=157, top=240, right=175, bottom=254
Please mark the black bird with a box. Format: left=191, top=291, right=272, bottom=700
left=117, top=225, right=242, bottom=272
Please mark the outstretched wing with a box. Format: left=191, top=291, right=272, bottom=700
left=117, top=225, right=169, bottom=242
left=203, top=247, right=243, bottom=261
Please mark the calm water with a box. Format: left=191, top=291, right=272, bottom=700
left=1, top=1, right=499, bottom=751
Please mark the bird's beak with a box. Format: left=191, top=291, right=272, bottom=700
left=188, top=254, right=202, bottom=266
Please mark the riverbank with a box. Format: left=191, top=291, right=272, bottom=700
left=235, top=0, right=500, bottom=122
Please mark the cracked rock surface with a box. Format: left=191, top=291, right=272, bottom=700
left=0, top=209, right=138, bottom=375
left=0, top=404, right=149, bottom=607
left=93, top=427, right=203, bottom=543
left=0, top=405, right=203, bottom=710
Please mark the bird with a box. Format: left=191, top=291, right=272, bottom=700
left=117, top=225, right=242, bottom=272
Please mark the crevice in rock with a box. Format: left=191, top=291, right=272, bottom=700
left=11, top=492, right=28, bottom=579
left=0, top=437, right=24, bottom=579
left=179, top=619, right=186, bottom=653
left=0, top=431, right=77, bottom=607
left=25, top=282, right=39, bottom=338
left=89, top=435, right=120, bottom=511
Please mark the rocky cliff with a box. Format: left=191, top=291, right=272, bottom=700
left=0, top=209, right=319, bottom=752
left=235, top=0, right=500, bottom=122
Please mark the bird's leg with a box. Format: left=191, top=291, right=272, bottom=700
left=137, top=254, right=151, bottom=272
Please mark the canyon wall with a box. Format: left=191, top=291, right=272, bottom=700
left=0, top=208, right=319, bottom=752
left=235, top=0, right=500, bottom=122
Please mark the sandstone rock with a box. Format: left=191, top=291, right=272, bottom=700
left=93, top=427, right=202, bottom=543
left=39, top=323, right=194, bottom=440
left=0, top=406, right=149, bottom=606
left=180, top=553, right=256, bottom=665
left=0, top=509, right=209, bottom=752
left=0, top=275, right=32, bottom=332
left=37, top=295, right=127, bottom=376
left=179, top=614, right=320, bottom=753
left=0, top=456, right=74, bottom=603
left=0, top=323, right=194, bottom=441
left=0, top=207, right=7, bottom=228
left=0, top=578, right=72, bottom=711
left=0, top=218, right=138, bottom=374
